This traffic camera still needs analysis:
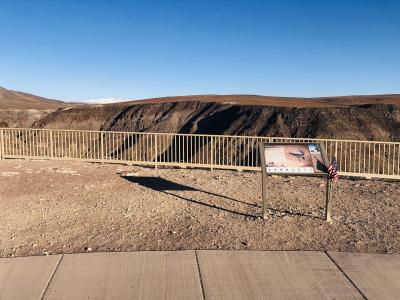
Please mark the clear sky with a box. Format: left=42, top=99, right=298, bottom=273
left=0, top=0, right=399, bottom=101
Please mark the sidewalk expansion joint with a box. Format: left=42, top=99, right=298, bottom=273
left=195, top=251, right=206, bottom=300
left=324, top=251, right=367, bottom=300
left=40, top=254, right=64, bottom=300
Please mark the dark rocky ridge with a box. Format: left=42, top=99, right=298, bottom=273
left=33, top=101, right=400, bottom=141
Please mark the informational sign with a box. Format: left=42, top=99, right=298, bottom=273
left=263, top=143, right=327, bottom=175
left=259, top=142, right=333, bottom=222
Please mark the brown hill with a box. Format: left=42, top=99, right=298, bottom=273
left=0, top=87, right=67, bottom=109
left=117, top=94, right=400, bottom=108
left=0, top=87, right=72, bottom=127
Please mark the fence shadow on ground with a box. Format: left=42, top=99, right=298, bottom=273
left=121, top=176, right=260, bottom=219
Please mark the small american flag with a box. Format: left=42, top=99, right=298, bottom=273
left=328, top=158, right=339, bottom=182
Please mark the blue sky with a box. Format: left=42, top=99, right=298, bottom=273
left=0, top=0, right=399, bottom=101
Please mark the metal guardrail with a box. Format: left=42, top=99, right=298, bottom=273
left=0, top=128, right=399, bottom=179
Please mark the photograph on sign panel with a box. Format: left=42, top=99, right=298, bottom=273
left=307, top=143, right=327, bottom=173
left=264, top=144, right=327, bottom=174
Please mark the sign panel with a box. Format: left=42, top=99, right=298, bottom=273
left=263, top=143, right=327, bottom=175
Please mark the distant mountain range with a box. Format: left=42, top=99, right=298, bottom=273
left=0, top=86, right=399, bottom=141
left=1, top=86, right=400, bottom=109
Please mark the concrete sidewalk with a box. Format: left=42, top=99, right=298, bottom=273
left=0, top=251, right=399, bottom=300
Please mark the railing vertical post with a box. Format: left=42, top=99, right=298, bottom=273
left=335, top=141, right=338, bottom=159
left=49, top=130, right=54, bottom=158
left=101, top=132, right=104, bottom=164
left=210, top=136, right=214, bottom=171
left=154, top=134, right=158, bottom=169
left=0, top=129, right=4, bottom=160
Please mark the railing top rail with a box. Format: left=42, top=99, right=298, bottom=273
left=1, top=127, right=399, bottom=145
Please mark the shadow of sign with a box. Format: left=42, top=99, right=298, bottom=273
left=122, top=176, right=196, bottom=191
left=121, top=176, right=259, bottom=219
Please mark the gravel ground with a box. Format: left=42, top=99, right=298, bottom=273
left=1, top=159, right=399, bottom=257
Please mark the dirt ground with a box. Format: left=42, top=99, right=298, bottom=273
left=1, top=159, right=399, bottom=258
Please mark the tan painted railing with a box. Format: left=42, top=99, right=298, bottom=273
left=0, top=128, right=399, bottom=179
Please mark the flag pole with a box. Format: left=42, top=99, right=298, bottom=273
left=325, top=156, right=338, bottom=223
left=325, top=176, right=333, bottom=223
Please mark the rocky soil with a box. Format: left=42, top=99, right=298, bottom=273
left=1, top=159, right=399, bottom=258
